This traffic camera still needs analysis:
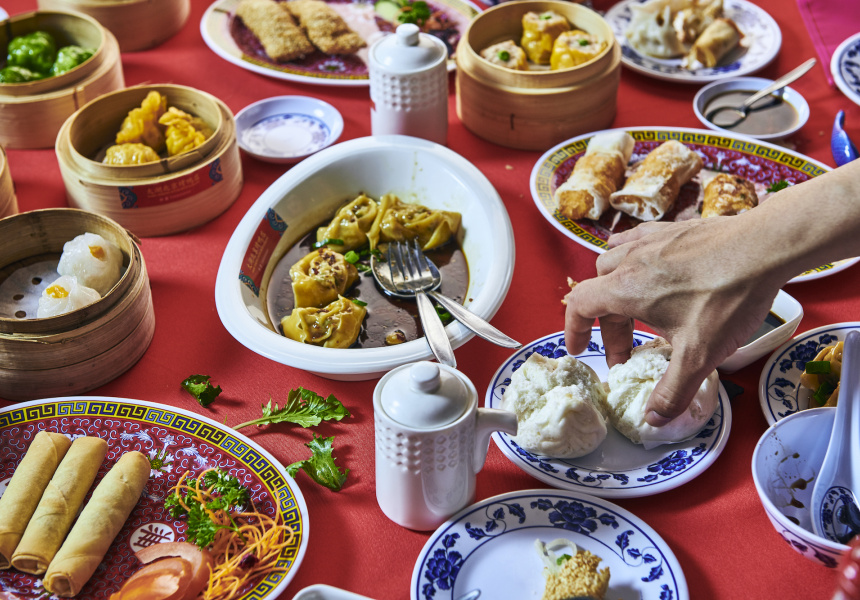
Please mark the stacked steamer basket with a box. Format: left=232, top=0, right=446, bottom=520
left=455, top=0, right=621, bottom=151
left=36, top=0, right=190, bottom=52
left=0, top=208, right=155, bottom=401
left=55, top=84, right=243, bottom=237
left=0, top=10, right=124, bottom=149
left=0, top=147, right=17, bottom=219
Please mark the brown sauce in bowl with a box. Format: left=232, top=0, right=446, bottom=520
left=705, top=90, right=800, bottom=136
left=266, top=226, right=469, bottom=349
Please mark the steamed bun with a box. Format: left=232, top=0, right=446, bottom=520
left=602, top=337, right=719, bottom=449
left=500, top=353, right=608, bottom=458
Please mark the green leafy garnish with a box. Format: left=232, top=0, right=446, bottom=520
left=497, top=50, right=510, bottom=61
left=766, top=180, right=790, bottom=193
left=344, top=250, right=361, bottom=263
left=343, top=248, right=372, bottom=273
left=313, top=237, right=345, bottom=249
left=181, top=374, right=222, bottom=407
left=804, top=361, right=832, bottom=375
left=233, top=387, right=350, bottom=430
left=286, top=434, right=349, bottom=491
left=578, top=39, right=590, bottom=46
left=350, top=298, right=368, bottom=307
left=396, top=0, right=431, bottom=25
left=164, top=469, right=250, bottom=548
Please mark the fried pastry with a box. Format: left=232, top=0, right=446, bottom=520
left=286, top=0, right=366, bottom=55
left=236, top=0, right=314, bottom=62
left=701, top=172, right=758, bottom=217
left=684, top=17, right=742, bottom=68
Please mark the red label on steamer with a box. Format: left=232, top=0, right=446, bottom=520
left=118, top=159, right=223, bottom=209
left=239, top=209, right=286, bottom=296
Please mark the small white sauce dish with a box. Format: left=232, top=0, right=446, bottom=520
left=235, top=96, right=344, bottom=164
left=719, top=289, right=803, bottom=373
left=693, top=76, right=810, bottom=140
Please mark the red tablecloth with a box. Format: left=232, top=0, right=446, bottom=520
left=1, top=0, right=859, bottom=598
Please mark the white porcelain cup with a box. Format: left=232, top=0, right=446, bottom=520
left=373, top=362, right=517, bottom=530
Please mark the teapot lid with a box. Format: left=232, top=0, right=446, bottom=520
left=380, top=362, right=470, bottom=429
left=369, top=23, right=447, bottom=74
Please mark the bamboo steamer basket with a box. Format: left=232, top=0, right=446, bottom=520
left=455, top=0, right=621, bottom=151
left=0, top=147, right=17, bottom=219
left=37, top=0, right=190, bottom=52
left=0, top=10, right=124, bottom=149
left=0, top=208, right=155, bottom=401
left=55, top=84, right=243, bottom=237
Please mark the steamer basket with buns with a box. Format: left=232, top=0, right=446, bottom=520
left=455, top=0, right=621, bottom=151
left=55, top=83, right=243, bottom=237
left=36, top=0, right=190, bottom=52
left=0, top=147, right=17, bottom=219
left=0, top=9, right=124, bottom=149
left=0, top=208, right=155, bottom=401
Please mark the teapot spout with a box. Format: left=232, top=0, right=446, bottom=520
left=473, top=407, right=518, bottom=472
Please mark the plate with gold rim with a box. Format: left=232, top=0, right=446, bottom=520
left=200, top=0, right=480, bottom=87
left=530, top=126, right=858, bottom=284
left=0, top=396, right=308, bottom=599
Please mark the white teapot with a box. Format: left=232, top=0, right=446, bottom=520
left=373, top=361, right=518, bottom=530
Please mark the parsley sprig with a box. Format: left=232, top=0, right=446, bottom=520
left=395, top=0, right=431, bottom=25
left=181, top=374, right=222, bottom=407
left=233, top=387, right=350, bottom=430
left=287, top=434, right=350, bottom=491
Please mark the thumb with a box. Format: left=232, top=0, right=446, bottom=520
left=645, top=352, right=711, bottom=427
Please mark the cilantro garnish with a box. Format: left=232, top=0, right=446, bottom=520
left=164, top=469, right=250, bottom=548
left=181, top=374, right=222, bottom=407
left=233, top=387, right=350, bottom=430
left=396, top=0, right=431, bottom=25
left=286, top=434, right=349, bottom=491
left=766, top=180, right=790, bottom=193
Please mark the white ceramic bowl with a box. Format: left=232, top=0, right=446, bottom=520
left=751, top=407, right=849, bottom=568
left=693, top=76, right=810, bottom=140
left=234, top=96, right=344, bottom=164
left=719, top=289, right=803, bottom=373
left=214, top=135, right=515, bottom=380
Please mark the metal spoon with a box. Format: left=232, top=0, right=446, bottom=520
left=705, top=58, right=817, bottom=129
left=811, top=329, right=860, bottom=544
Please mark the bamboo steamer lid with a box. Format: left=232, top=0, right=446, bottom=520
left=55, top=84, right=244, bottom=237
left=0, top=208, right=155, bottom=401
left=37, top=0, right=190, bottom=52
left=455, top=0, right=621, bottom=151
left=0, top=10, right=125, bottom=149
left=0, top=147, right=17, bottom=219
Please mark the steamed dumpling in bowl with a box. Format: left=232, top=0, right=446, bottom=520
left=57, top=232, right=124, bottom=296
left=36, top=276, right=101, bottom=318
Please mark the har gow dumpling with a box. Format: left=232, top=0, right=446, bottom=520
left=57, top=232, right=124, bottom=296
left=37, top=276, right=101, bottom=318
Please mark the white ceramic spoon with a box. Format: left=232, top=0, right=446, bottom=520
left=811, top=329, right=860, bottom=543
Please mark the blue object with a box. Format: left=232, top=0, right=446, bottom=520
left=831, top=110, right=859, bottom=166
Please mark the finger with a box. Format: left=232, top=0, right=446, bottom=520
left=644, top=349, right=712, bottom=426
left=606, top=221, right=670, bottom=248
left=564, top=287, right=597, bottom=355
left=595, top=245, right=630, bottom=276
left=598, top=314, right=634, bottom=367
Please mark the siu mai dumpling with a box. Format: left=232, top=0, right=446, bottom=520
left=57, top=232, right=124, bottom=296
left=281, top=295, right=366, bottom=348
left=550, top=30, right=607, bottom=69
left=375, top=194, right=461, bottom=250
left=158, top=107, right=212, bottom=157
left=521, top=11, right=570, bottom=65
left=102, top=143, right=160, bottom=165
left=115, top=91, right=167, bottom=154
left=290, top=247, right=359, bottom=308
left=480, top=40, right=528, bottom=70
left=316, top=194, right=381, bottom=253
left=36, top=276, right=101, bottom=318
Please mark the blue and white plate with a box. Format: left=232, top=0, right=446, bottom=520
left=604, top=0, right=781, bottom=83
left=411, top=489, right=689, bottom=600
left=831, top=32, right=860, bottom=107
left=758, top=322, right=860, bottom=425
left=486, top=330, right=732, bottom=498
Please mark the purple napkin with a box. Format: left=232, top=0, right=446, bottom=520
left=797, top=0, right=860, bottom=85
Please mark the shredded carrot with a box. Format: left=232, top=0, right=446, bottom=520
left=170, top=469, right=295, bottom=600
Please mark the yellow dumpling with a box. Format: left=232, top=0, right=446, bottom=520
left=115, top=91, right=167, bottom=153
left=280, top=296, right=366, bottom=348
left=550, top=30, right=606, bottom=70
left=158, top=107, right=213, bottom=157
left=102, top=143, right=160, bottom=165
left=521, top=10, right=570, bottom=65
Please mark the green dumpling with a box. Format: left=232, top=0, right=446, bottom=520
left=7, top=31, right=57, bottom=74
left=50, top=45, right=95, bottom=76
left=0, top=65, right=46, bottom=83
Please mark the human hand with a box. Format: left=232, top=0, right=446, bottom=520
left=564, top=217, right=782, bottom=425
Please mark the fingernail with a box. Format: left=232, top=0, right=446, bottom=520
left=646, top=410, right=672, bottom=427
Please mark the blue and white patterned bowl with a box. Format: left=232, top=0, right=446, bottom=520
left=751, top=407, right=848, bottom=568
left=831, top=32, right=860, bottom=107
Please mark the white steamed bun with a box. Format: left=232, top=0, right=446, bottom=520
left=500, top=353, right=608, bottom=458
left=602, top=337, right=719, bottom=450
left=37, top=275, right=101, bottom=318
left=57, top=232, right=123, bottom=296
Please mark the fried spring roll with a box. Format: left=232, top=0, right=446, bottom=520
left=610, top=140, right=703, bottom=221
left=10, top=436, right=107, bottom=575
left=701, top=173, right=758, bottom=217
left=286, top=0, right=366, bottom=55
left=0, top=432, right=71, bottom=569
left=236, top=0, right=314, bottom=62
left=43, top=451, right=150, bottom=597
left=686, top=17, right=742, bottom=68
left=555, top=131, right=635, bottom=221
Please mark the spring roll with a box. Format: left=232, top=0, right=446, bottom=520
left=685, top=17, right=742, bottom=68
left=43, top=451, right=150, bottom=597
left=0, top=432, right=71, bottom=569
left=609, top=140, right=703, bottom=221
left=286, top=0, right=366, bottom=55
left=555, top=131, right=635, bottom=221
left=10, top=436, right=107, bottom=575
left=701, top=173, right=758, bottom=217
left=236, top=0, right=314, bottom=62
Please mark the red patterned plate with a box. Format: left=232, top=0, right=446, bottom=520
left=0, top=396, right=308, bottom=599
left=530, top=127, right=858, bottom=284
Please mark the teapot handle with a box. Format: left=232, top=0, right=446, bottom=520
left=473, top=407, right=518, bottom=473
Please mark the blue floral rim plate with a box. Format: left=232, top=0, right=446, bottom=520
left=411, top=489, right=689, bottom=600
left=485, top=329, right=732, bottom=499
left=831, top=32, right=860, bottom=107
left=603, top=0, right=780, bottom=83
left=758, top=322, right=860, bottom=425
